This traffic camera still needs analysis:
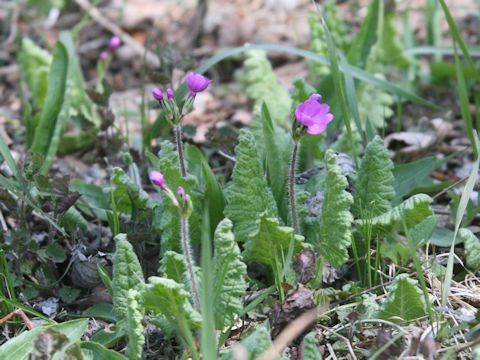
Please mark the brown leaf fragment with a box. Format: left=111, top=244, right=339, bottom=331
left=293, top=249, right=316, bottom=284
left=419, top=333, right=437, bottom=360
left=374, top=329, right=404, bottom=360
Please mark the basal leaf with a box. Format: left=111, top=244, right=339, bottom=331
left=243, top=215, right=304, bottom=283
left=112, top=234, right=145, bottom=320
left=0, top=319, right=88, bottom=360
left=356, top=194, right=434, bottom=235
left=459, top=228, right=480, bottom=271
left=379, top=274, right=426, bottom=323
left=354, top=136, right=395, bottom=218
left=31, top=41, right=68, bottom=156
left=243, top=51, right=292, bottom=126
left=80, top=342, right=127, bottom=360
left=111, top=167, right=151, bottom=214
left=125, top=290, right=145, bottom=360
left=301, top=332, right=322, bottom=360
left=224, top=129, right=278, bottom=243
left=318, top=150, right=354, bottom=268
left=213, top=218, right=247, bottom=330
left=221, top=324, right=272, bottom=360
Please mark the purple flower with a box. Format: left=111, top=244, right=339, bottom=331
left=150, top=171, right=167, bottom=190
left=99, top=51, right=109, bottom=61
left=166, top=88, right=174, bottom=99
left=186, top=72, right=211, bottom=95
left=152, top=88, right=164, bottom=102
left=177, top=186, right=185, bottom=196
left=294, top=94, right=334, bottom=135
left=108, top=36, right=121, bottom=51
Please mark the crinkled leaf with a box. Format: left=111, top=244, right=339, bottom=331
left=243, top=50, right=292, bottom=126
left=148, top=142, right=200, bottom=255
left=144, top=277, right=201, bottom=334
left=243, top=215, right=304, bottom=280
left=459, top=228, right=480, bottom=271
left=353, top=136, right=395, bottom=218
left=225, top=129, right=278, bottom=243
left=301, top=332, right=322, bottom=360
left=356, top=194, right=434, bottom=235
left=379, top=274, right=426, bottom=323
left=213, top=218, right=247, bottom=330
left=111, top=167, right=151, bottom=214
left=112, top=234, right=145, bottom=320
left=125, top=290, right=145, bottom=360
left=318, top=150, right=354, bottom=268
left=221, top=324, right=272, bottom=360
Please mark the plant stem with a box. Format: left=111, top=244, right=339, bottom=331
left=175, top=125, right=187, bottom=177
left=288, top=140, right=299, bottom=234
left=180, top=214, right=200, bottom=311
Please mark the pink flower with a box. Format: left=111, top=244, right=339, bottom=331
left=108, top=36, right=121, bottom=51
left=150, top=171, right=167, bottom=190
left=99, top=51, right=109, bottom=61
left=152, top=88, right=164, bottom=102
left=177, top=186, right=185, bottom=196
left=166, top=88, right=174, bottom=99
left=186, top=72, right=211, bottom=95
left=294, top=94, right=334, bottom=135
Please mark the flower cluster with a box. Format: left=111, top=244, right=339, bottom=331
left=150, top=171, right=192, bottom=216
left=294, top=94, right=334, bottom=135
left=99, top=36, right=122, bottom=61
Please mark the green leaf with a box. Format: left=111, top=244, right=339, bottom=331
left=318, top=150, right=354, bottom=268
left=148, top=142, right=200, bottom=255
left=45, top=243, right=67, bottom=263
left=31, top=41, right=68, bottom=156
left=80, top=341, right=127, bottom=360
left=379, top=274, right=426, bottom=323
left=354, top=136, right=395, bottom=218
left=261, top=103, right=291, bottom=220
left=356, top=194, right=434, bottom=235
left=0, top=319, right=88, bottom=360
left=243, top=215, right=304, bottom=283
left=212, top=218, right=247, bottom=330
left=225, top=129, right=278, bottom=243
left=243, top=50, right=292, bottom=126
left=221, top=324, right=272, bottom=360
left=301, top=332, right=322, bottom=360
left=160, top=251, right=189, bottom=285
left=459, top=228, right=480, bottom=271
left=201, top=154, right=226, bottom=238
left=19, top=38, right=51, bottom=109
left=125, top=290, right=145, bottom=360
left=143, top=277, right=201, bottom=342
left=112, top=234, right=145, bottom=320
left=111, top=167, right=151, bottom=213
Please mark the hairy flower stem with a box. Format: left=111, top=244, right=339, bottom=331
left=175, top=125, right=187, bottom=177
left=289, top=140, right=299, bottom=234
left=180, top=215, right=200, bottom=311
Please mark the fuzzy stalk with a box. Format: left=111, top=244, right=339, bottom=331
left=180, top=214, right=200, bottom=310
left=288, top=140, right=300, bottom=234
left=174, top=125, right=187, bottom=177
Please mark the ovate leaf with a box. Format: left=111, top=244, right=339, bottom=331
left=225, top=129, right=278, bottom=243
left=213, top=218, right=247, bottom=330
left=243, top=51, right=292, bottom=126
left=143, top=277, right=201, bottom=340
left=243, top=215, right=304, bottom=282
left=318, top=150, right=354, bottom=268
left=0, top=319, right=88, bottom=360
left=112, top=234, right=145, bottom=320
left=353, top=136, right=395, bottom=218
left=379, top=274, right=426, bottom=323
left=459, top=228, right=480, bottom=271
left=356, top=194, right=434, bottom=235
left=221, top=324, right=272, bottom=360
left=301, top=332, right=322, bottom=360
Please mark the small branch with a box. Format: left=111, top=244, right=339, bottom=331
left=288, top=141, right=300, bottom=234
left=0, top=309, right=33, bottom=330
left=180, top=215, right=200, bottom=311
left=175, top=125, right=187, bottom=177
